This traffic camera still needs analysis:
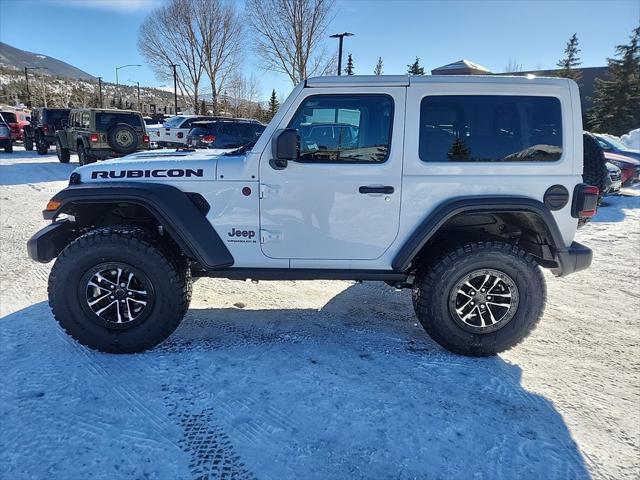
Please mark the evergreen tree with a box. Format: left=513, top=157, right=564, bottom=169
left=345, top=53, right=355, bottom=75
left=556, top=33, right=582, bottom=85
left=587, top=27, right=640, bottom=135
left=200, top=99, right=207, bottom=115
left=374, top=57, right=383, bottom=75
left=447, top=137, right=471, bottom=161
left=407, top=57, right=425, bottom=75
left=266, top=89, right=280, bottom=121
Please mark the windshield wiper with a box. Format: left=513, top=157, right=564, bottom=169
left=224, top=140, right=256, bottom=156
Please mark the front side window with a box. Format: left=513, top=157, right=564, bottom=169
left=163, top=116, right=186, bottom=128
left=419, top=95, right=562, bottom=162
left=288, top=94, right=393, bottom=163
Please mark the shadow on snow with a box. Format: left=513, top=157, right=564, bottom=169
left=1, top=282, right=590, bottom=479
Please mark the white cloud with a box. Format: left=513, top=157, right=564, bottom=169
left=53, top=0, right=160, bottom=12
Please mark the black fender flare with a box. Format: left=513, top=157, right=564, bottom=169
left=392, top=195, right=567, bottom=272
left=41, top=182, right=234, bottom=269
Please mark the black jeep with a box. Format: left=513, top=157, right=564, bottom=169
left=55, top=109, right=149, bottom=165
left=23, top=108, right=71, bottom=154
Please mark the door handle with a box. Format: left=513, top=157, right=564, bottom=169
left=359, top=185, right=394, bottom=194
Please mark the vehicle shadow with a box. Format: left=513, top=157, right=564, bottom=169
left=1, top=282, right=590, bottom=480
left=0, top=161, right=77, bottom=185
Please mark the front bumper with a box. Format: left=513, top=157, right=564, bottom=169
left=27, top=220, right=79, bottom=263
left=551, top=242, right=593, bottom=277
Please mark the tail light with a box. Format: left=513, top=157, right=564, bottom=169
left=203, top=134, right=216, bottom=143
left=572, top=184, right=599, bottom=218
left=89, top=133, right=100, bottom=142
left=143, top=134, right=149, bottom=143
left=43, top=125, right=49, bottom=132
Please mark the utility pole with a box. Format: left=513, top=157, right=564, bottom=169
left=97, top=77, right=103, bottom=108
left=330, top=32, right=354, bottom=75
left=170, top=63, right=179, bottom=115
left=136, top=81, right=140, bottom=111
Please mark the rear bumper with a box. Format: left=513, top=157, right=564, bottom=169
left=27, top=220, right=79, bottom=263
left=551, top=241, right=593, bottom=277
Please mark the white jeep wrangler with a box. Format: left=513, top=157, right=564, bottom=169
left=28, top=75, right=598, bottom=356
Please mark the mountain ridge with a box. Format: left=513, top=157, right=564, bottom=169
left=0, top=42, right=96, bottom=81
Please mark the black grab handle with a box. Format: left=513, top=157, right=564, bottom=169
left=359, top=186, right=395, bottom=194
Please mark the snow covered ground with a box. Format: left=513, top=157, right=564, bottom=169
left=1, top=147, right=638, bottom=480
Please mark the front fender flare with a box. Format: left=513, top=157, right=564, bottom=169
left=40, top=182, right=234, bottom=269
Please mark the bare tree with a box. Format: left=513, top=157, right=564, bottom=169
left=227, top=73, right=261, bottom=118
left=246, top=0, right=335, bottom=85
left=139, top=0, right=205, bottom=112
left=193, top=0, right=243, bottom=114
left=504, top=58, right=523, bottom=73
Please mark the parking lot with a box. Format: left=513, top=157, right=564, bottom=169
left=1, top=146, right=639, bottom=479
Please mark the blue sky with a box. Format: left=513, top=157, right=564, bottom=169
left=1, top=0, right=638, bottom=101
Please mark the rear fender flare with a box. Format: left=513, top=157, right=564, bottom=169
left=392, top=196, right=566, bottom=272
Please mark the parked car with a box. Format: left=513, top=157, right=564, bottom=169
left=23, top=108, right=71, bottom=154
left=0, top=110, right=30, bottom=142
left=605, top=162, right=622, bottom=195
left=595, top=134, right=640, bottom=162
left=55, top=108, right=149, bottom=165
left=0, top=114, right=13, bottom=153
left=149, top=115, right=216, bottom=147
left=604, top=151, right=640, bottom=186
left=186, top=119, right=265, bottom=149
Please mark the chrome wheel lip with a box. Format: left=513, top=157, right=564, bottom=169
left=80, top=262, right=154, bottom=329
left=448, top=268, right=519, bottom=334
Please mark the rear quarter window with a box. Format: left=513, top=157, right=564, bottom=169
left=96, top=113, right=143, bottom=130
left=419, top=95, right=562, bottom=163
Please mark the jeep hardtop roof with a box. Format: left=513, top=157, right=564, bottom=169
left=304, top=74, right=573, bottom=88
left=69, top=108, right=143, bottom=114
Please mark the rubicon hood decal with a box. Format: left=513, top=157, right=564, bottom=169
left=91, top=168, right=204, bottom=179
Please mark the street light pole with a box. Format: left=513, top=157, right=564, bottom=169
left=115, top=64, right=141, bottom=107
left=330, top=32, right=354, bottom=75
left=170, top=63, right=179, bottom=115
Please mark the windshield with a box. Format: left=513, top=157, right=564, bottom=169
left=0, top=112, right=17, bottom=123
left=96, top=112, right=143, bottom=130
left=162, top=116, right=187, bottom=128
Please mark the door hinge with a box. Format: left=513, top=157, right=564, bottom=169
left=260, top=229, right=283, bottom=244
left=260, top=184, right=281, bottom=199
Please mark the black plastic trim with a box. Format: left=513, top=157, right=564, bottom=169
left=42, top=182, right=233, bottom=269
left=197, top=268, right=408, bottom=282
left=544, top=185, right=569, bottom=211
left=27, top=219, right=79, bottom=263
left=551, top=241, right=592, bottom=277
left=392, top=195, right=567, bottom=272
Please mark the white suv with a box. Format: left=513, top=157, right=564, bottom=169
left=28, top=75, right=598, bottom=356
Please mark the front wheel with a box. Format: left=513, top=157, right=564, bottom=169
left=4, top=143, right=13, bottom=153
left=412, top=241, right=546, bottom=356
left=48, top=226, right=192, bottom=353
left=24, top=137, right=34, bottom=151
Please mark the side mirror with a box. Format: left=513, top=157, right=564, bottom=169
left=270, top=128, right=298, bottom=170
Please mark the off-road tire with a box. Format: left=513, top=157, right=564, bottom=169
left=36, top=136, right=48, bottom=155
left=412, top=241, right=546, bottom=357
left=48, top=226, right=192, bottom=353
left=580, top=132, right=608, bottom=226
left=4, top=144, right=12, bottom=153
left=56, top=139, right=70, bottom=163
left=77, top=143, right=95, bottom=165
left=24, top=137, right=34, bottom=151
left=107, top=123, right=138, bottom=155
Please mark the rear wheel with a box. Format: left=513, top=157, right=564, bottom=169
left=48, top=226, right=192, bottom=353
left=36, top=136, right=48, bottom=155
left=412, top=241, right=546, bottom=356
left=77, top=143, right=95, bottom=165
left=24, top=136, right=34, bottom=151
left=56, top=139, right=70, bottom=163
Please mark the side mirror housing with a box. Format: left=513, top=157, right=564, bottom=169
left=270, top=128, right=298, bottom=170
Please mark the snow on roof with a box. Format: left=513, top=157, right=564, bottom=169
left=431, top=59, right=491, bottom=74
